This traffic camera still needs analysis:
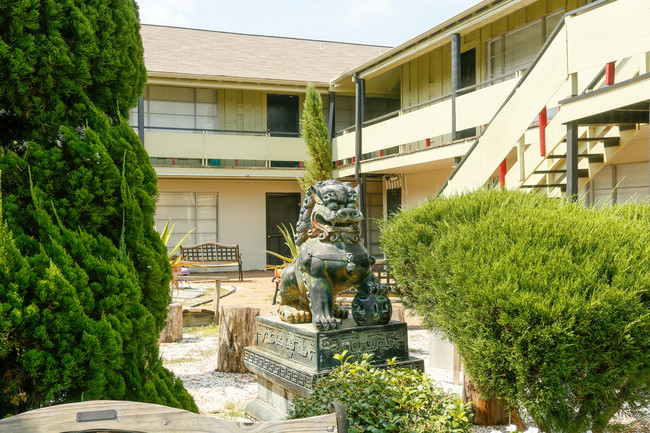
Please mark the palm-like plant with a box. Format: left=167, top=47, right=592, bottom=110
left=265, top=223, right=298, bottom=271
left=160, top=220, right=207, bottom=294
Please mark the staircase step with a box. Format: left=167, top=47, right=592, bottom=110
left=583, top=154, right=605, bottom=163
left=520, top=184, right=566, bottom=191
left=535, top=169, right=589, bottom=177
left=577, top=136, right=620, bottom=147
left=545, top=154, right=604, bottom=163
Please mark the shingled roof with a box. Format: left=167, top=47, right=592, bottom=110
left=141, top=25, right=390, bottom=85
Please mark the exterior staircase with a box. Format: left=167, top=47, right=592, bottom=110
left=440, top=0, right=650, bottom=198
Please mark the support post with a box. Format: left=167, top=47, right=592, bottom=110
left=213, top=279, right=222, bottom=323
left=138, top=95, right=145, bottom=145
left=539, top=107, right=547, bottom=156
left=518, top=135, right=526, bottom=181
left=499, top=159, right=507, bottom=188
left=328, top=91, right=336, bottom=145
left=451, top=33, right=461, bottom=140
left=354, top=73, right=367, bottom=247
left=360, top=174, right=368, bottom=249
left=566, top=122, right=579, bottom=200
left=605, top=61, right=615, bottom=85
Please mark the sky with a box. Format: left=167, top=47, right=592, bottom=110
left=136, top=0, right=483, bottom=47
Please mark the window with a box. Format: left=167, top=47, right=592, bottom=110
left=155, top=193, right=218, bottom=252
left=486, top=10, right=564, bottom=80
left=129, top=86, right=218, bottom=132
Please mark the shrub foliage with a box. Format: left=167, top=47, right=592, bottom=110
left=289, top=353, right=472, bottom=433
left=0, top=0, right=196, bottom=415
left=380, top=189, right=650, bottom=433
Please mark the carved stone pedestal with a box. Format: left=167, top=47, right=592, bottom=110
left=244, top=314, right=424, bottom=421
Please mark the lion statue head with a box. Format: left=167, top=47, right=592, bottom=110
left=295, top=180, right=362, bottom=246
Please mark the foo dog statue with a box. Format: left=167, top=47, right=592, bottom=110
left=277, top=179, right=392, bottom=331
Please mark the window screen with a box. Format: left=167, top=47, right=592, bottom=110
left=155, top=192, right=218, bottom=252
left=486, top=10, right=564, bottom=80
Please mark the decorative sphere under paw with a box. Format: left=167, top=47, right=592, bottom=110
left=351, top=292, right=392, bottom=326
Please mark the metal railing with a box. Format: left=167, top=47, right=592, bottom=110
left=131, top=124, right=301, bottom=137
left=333, top=69, right=523, bottom=137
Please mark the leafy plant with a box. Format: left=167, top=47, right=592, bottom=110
left=160, top=220, right=208, bottom=293
left=160, top=220, right=208, bottom=269
left=289, top=351, right=472, bottom=433
left=264, top=223, right=298, bottom=270
left=380, top=189, right=650, bottom=433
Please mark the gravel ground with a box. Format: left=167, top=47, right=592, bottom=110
left=160, top=272, right=649, bottom=431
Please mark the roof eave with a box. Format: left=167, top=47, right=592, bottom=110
left=146, top=71, right=331, bottom=92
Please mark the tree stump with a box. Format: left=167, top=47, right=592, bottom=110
left=159, top=303, right=183, bottom=343
left=216, top=305, right=260, bottom=373
left=463, top=375, right=509, bottom=425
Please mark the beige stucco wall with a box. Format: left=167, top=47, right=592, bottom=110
left=401, top=168, right=453, bottom=210
left=157, top=178, right=303, bottom=271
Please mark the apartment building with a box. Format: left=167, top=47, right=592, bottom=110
left=133, top=0, right=650, bottom=271
left=131, top=27, right=390, bottom=270
left=332, top=0, right=649, bottom=210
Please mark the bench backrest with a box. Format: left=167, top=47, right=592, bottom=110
left=0, top=400, right=348, bottom=433
left=181, top=242, right=240, bottom=263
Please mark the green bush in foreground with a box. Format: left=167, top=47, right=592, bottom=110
left=289, top=352, right=472, bottom=433
left=380, top=189, right=650, bottom=433
left=0, top=0, right=196, bottom=415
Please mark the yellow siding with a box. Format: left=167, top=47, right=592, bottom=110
left=397, top=0, right=590, bottom=109
left=508, top=9, right=527, bottom=30
left=219, top=89, right=267, bottom=133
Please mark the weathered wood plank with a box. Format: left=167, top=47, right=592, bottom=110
left=183, top=307, right=215, bottom=327
left=0, top=400, right=344, bottom=433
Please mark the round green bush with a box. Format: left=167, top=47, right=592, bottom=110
left=289, top=352, right=472, bottom=433
left=380, top=189, right=650, bottom=433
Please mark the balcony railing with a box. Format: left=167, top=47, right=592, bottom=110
left=333, top=69, right=525, bottom=139
left=332, top=72, right=521, bottom=167
left=141, top=126, right=307, bottom=171
left=131, top=124, right=300, bottom=138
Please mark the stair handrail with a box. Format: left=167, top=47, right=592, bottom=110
left=438, top=0, right=617, bottom=196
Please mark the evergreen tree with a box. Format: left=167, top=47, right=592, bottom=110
left=298, top=84, right=332, bottom=191
left=0, top=0, right=146, bottom=143
left=0, top=0, right=196, bottom=415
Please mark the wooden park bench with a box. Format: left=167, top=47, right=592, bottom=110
left=0, top=400, right=348, bottom=433
left=180, top=241, right=243, bottom=282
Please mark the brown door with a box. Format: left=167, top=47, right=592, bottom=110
left=266, top=193, right=301, bottom=266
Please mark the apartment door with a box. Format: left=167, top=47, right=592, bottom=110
left=266, top=193, right=301, bottom=266
left=267, top=94, right=300, bottom=137
left=458, top=48, right=477, bottom=139
left=386, top=188, right=402, bottom=216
